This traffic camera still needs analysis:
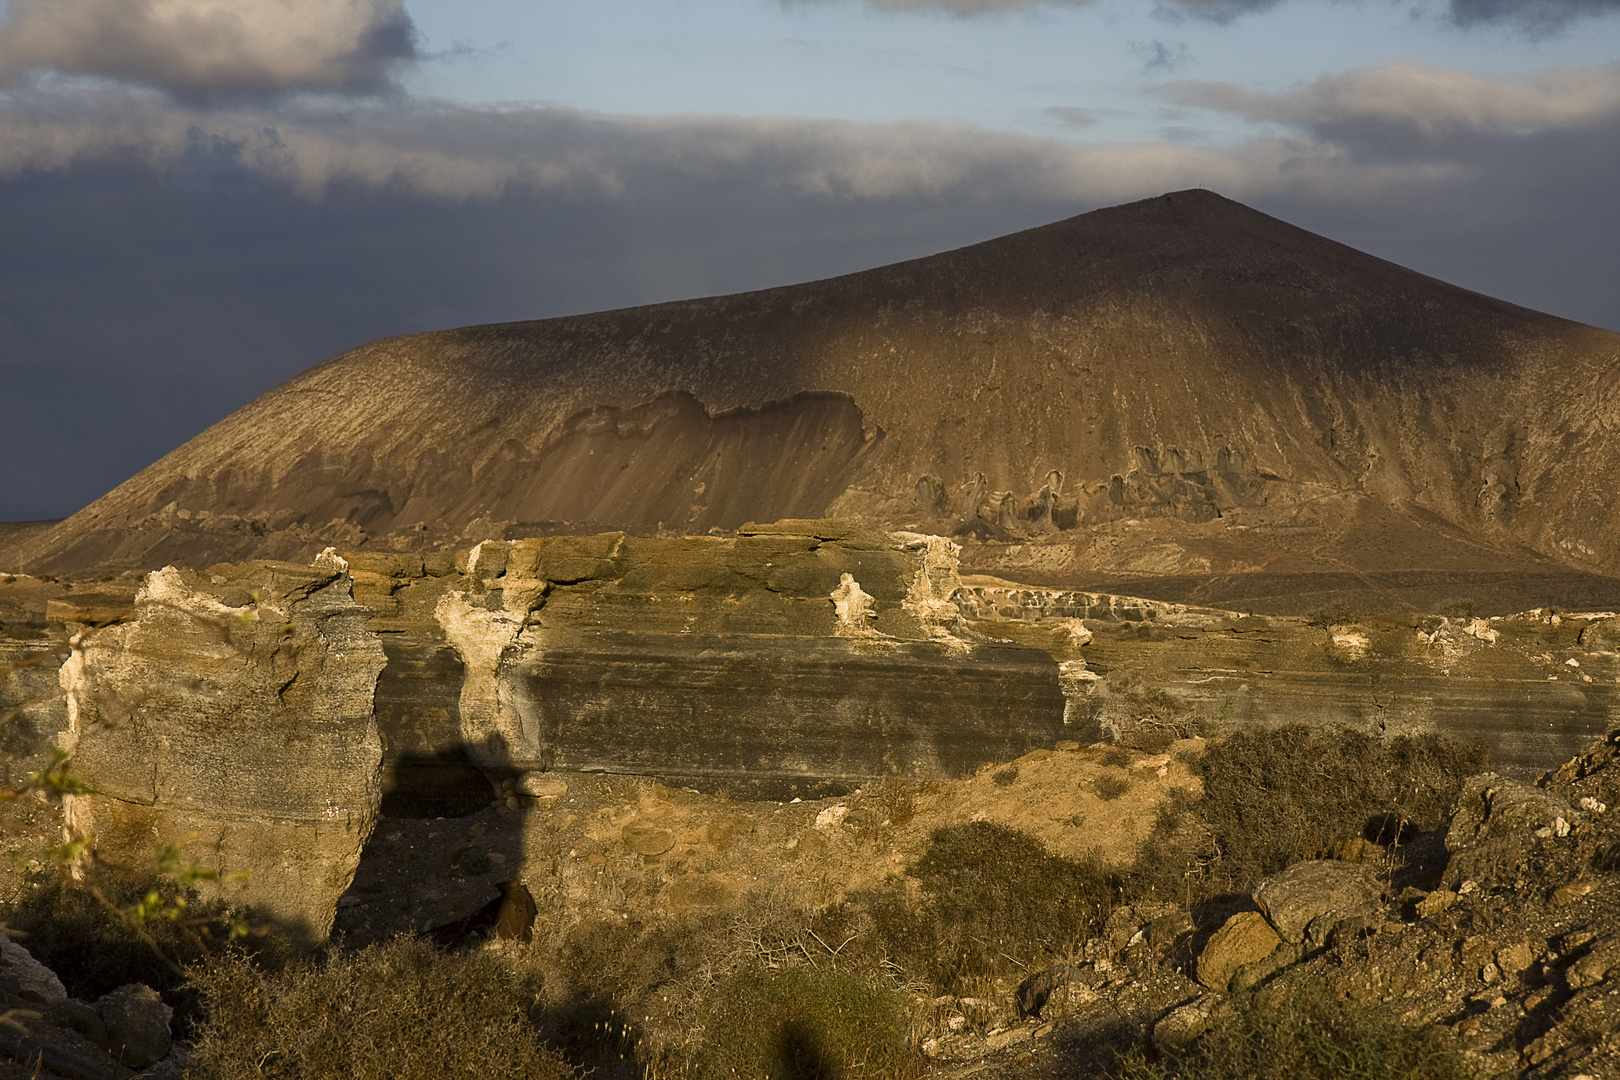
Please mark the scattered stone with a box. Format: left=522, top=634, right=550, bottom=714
left=1152, top=994, right=1225, bottom=1053
left=1553, top=879, right=1598, bottom=906
left=515, top=774, right=568, bottom=798
left=0, top=933, right=67, bottom=1005
left=814, top=805, right=849, bottom=830
left=983, top=1026, right=1032, bottom=1051
left=1415, top=888, right=1458, bottom=919
left=1564, top=939, right=1620, bottom=989
left=1253, top=859, right=1383, bottom=944
left=95, top=985, right=172, bottom=1070
left=1198, top=912, right=1281, bottom=990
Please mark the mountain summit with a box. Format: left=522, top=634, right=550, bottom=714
left=12, top=189, right=1620, bottom=612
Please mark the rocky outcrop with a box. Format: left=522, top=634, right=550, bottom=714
left=967, top=589, right=1620, bottom=771
left=1446, top=774, right=1573, bottom=851
left=429, top=522, right=1067, bottom=793
left=59, top=554, right=386, bottom=942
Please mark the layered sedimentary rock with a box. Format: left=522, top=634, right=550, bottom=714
left=365, top=521, right=1071, bottom=801
left=58, top=555, right=385, bottom=941
left=8, top=520, right=1620, bottom=942
left=963, top=581, right=1620, bottom=769
left=9, top=189, right=1620, bottom=623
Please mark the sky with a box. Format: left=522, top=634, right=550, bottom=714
left=0, top=0, right=1617, bottom=522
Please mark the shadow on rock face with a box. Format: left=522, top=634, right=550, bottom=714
left=379, top=750, right=498, bottom=819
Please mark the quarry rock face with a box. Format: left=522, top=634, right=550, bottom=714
left=10, top=189, right=1620, bottom=626
left=59, top=553, right=386, bottom=942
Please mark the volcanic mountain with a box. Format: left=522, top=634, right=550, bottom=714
left=11, top=189, right=1620, bottom=614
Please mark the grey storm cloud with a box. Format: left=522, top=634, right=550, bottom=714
left=0, top=0, right=417, bottom=98
left=803, top=0, right=1620, bottom=29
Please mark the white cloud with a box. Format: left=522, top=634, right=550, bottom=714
left=0, top=0, right=416, bottom=98
left=1161, top=62, right=1620, bottom=139
left=0, top=85, right=1479, bottom=205
left=792, top=0, right=1620, bottom=28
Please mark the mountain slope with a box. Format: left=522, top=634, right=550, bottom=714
left=11, top=188, right=1620, bottom=608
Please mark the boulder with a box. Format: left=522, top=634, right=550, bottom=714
left=1253, top=859, right=1384, bottom=945
left=1197, top=912, right=1281, bottom=990
left=60, top=553, right=387, bottom=942
left=1446, top=774, right=1572, bottom=852
left=0, top=1020, right=133, bottom=1080
left=0, top=932, right=67, bottom=1005
left=96, top=984, right=172, bottom=1069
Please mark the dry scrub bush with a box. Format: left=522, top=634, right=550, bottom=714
left=1130, top=725, right=1486, bottom=904
left=1116, top=984, right=1469, bottom=1080
left=189, top=937, right=569, bottom=1080
left=825, top=821, right=1115, bottom=992
left=689, top=966, right=915, bottom=1080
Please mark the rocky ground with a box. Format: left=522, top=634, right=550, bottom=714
left=911, top=732, right=1620, bottom=1080
left=5, top=717, right=1620, bottom=1077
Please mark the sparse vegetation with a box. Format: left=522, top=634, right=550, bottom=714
left=0, top=713, right=1525, bottom=1079
left=691, top=966, right=916, bottom=1080
left=1116, top=985, right=1470, bottom=1080
left=1094, top=772, right=1131, bottom=801
left=189, top=937, right=571, bottom=1080
left=892, top=821, right=1115, bottom=988
left=1130, top=725, right=1486, bottom=903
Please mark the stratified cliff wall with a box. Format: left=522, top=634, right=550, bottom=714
left=7, top=522, right=1620, bottom=941
left=357, top=521, right=1071, bottom=803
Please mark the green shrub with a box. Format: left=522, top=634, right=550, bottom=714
left=1117, top=985, right=1468, bottom=1080
left=690, top=966, right=914, bottom=1080
left=188, top=937, right=570, bottom=1080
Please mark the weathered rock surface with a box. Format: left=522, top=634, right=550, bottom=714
left=1151, top=994, right=1226, bottom=1054
left=59, top=554, right=386, bottom=941
left=1196, top=911, right=1280, bottom=990
left=965, top=588, right=1620, bottom=770
left=1446, top=774, right=1573, bottom=851
left=0, top=931, right=67, bottom=1004
left=1252, top=859, right=1383, bottom=945
left=94, top=985, right=171, bottom=1069
left=413, top=524, right=1067, bottom=794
